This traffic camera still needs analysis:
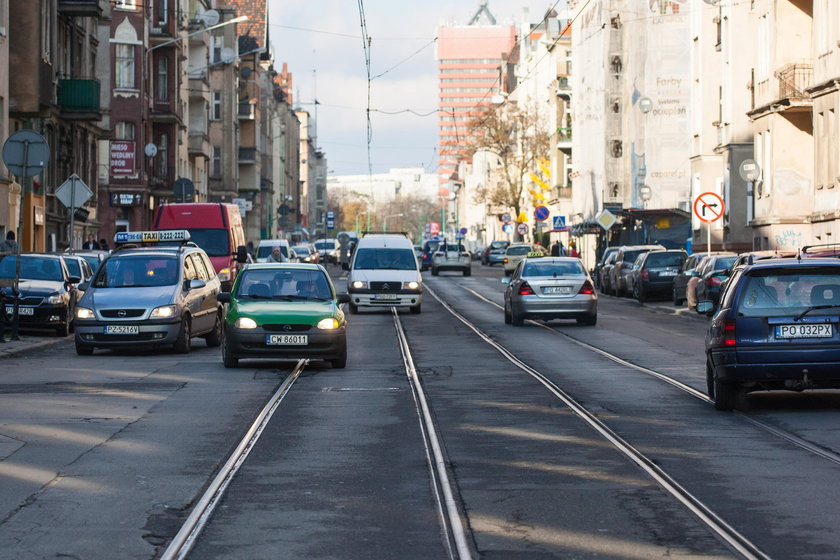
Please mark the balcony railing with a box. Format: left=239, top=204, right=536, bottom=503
left=239, top=147, right=257, bottom=163
left=57, top=78, right=101, bottom=116
left=58, top=0, right=103, bottom=17
left=775, top=63, right=813, bottom=101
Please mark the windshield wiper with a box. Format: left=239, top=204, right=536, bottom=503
left=246, top=294, right=273, bottom=300
left=794, top=304, right=840, bottom=322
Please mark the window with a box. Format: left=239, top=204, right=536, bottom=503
left=211, top=147, right=221, bottom=178
left=157, top=57, right=168, bottom=101
left=114, top=0, right=136, bottom=9
left=183, top=254, right=197, bottom=281
left=115, top=44, right=135, bottom=88
left=211, top=92, right=222, bottom=120
left=210, top=36, right=223, bottom=64
left=156, top=134, right=168, bottom=178
left=154, top=0, right=168, bottom=27
left=115, top=122, right=135, bottom=141
left=190, top=254, right=211, bottom=282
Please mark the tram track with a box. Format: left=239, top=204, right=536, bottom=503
left=423, top=283, right=771, bottom=560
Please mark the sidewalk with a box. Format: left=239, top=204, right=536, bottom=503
left=0, top=331, right=69, bottom=358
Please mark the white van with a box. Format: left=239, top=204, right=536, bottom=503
left=255, top=239, right=293, bottom=263
left=346, top=234, right=423, bottom=314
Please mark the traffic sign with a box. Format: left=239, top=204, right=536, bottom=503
left=173, top=177, right=194, bottom=202
left=501, top=212, right=511, bottom=223
left=459, top=227, right=468, bottom=235
left=517, top=211, right=528, bottom=223
left=516, top=223, right=529, bottom=236
left=595, top=209, right=617, bottom=231
left=2, top=130, right=50, bottom=178
left=552, top=216, right=567, bottom=231
left=502, top=223, right=513, bottom=234
left=55, top=174, right=93, bottom=208
left=429, top=222, right=440, bottom=235
left=694, top=192, right=725, bottom=223
left=534, top=205, right=550, bottom=221
left=327, top=211, right=335, bottom=219
left=327, top=219, right=335, bottom=230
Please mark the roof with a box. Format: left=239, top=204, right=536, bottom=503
left=747, top=257, right=840, bottom=270
left=243, top=263, right=321, bottom=271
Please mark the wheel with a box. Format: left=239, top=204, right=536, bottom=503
left=410, top=304, right=421, bottom=314
left=431, top=268, right=439, bottom=276
left=511, top=309, right=524, bottom=326
left=673, top=288, right=683, bottom=306
left=635, top=285, right=646, bottom=303
left=204, top=311, right=223, bottom=347
left=713, top=377, right=740, bottom=411
left=174, top=317, right=191, bottom=354
left=222, top=336, right=239, bottom=368
left=577, top=313, right=597, bottom=326
left=348, top=302, right=358, bottom=314
left=75, top=340, right=94, bottom=355
left=463, top=267, right=471, bottom=277
left=330, top=340, right=347, bottom=369
left=706, top=359, right=715, bottom=398
left=504, top=302, right=512, bottom=324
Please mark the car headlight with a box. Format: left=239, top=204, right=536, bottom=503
left=406, top=281, right=420, bottom=290
left=150, top=304, right=178, bottom=319
left=218, top=268, right=231, bottom=282
left=235, top=317, right=258, bottom=329
left=317, top=318, right=339, bottom=330
left=75, top=307, right=94, bottom=319
left=46, top=294, right=64, bottom=305
left=350, top=280, right=367, bottom=289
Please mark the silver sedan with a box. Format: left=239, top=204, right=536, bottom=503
left=502, top=256, right=598, bottom=326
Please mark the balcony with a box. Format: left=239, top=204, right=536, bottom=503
left=189, top=132, right=210, bottom=158
left=57, top=78, right=101, bottom=119
left=238, top=147, right=257, bottom=163
left=238, top=100, right=255, bottom=120
left=58, top=0, right=103, bottom=17
left=556, top=127, right=572, bottom=154
left=776, top=63, right=812, bottom=102
left=188, top=77, right=209, bottom=101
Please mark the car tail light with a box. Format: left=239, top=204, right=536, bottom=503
left=519, top=282, right=535, bottom=295
left=709, top=276, right=724, bottom=286
left=723, top=320, right=737, bottom=347
left=434, top=252, right=444, bottom=257
left=578, top=280, right=595, bottom=295
left=503, top=258, right=509, bottom=263
left=641, top=270, right=649, bottom=280
left=460, top=252, right=470, bottom=257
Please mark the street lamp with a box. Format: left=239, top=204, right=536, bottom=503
left=355, top=211, right=369, bottom=235
left=382, top=213, right=404, bottom=232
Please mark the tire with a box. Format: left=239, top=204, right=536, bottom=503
left=75, top=340, right=94, bottom=356
left=577, top=313, right=597, bottom=326
left=713, top=377, right=740, bottom=411
left=635, top=285, right=646, bottom=303
left=174, top=317, right=191, bottom=354
left=431, top=268, right=439, bottom=276
left=222, top=334, right=239, bottom=368
left=706, top=359, right=715, bottom=398
left=463, top=267, right=471, bottom=277
left=348, top=302, right=358, bottom=314
left=511, top=309, right=524, bottom=326
left=504, top=302, right=512, bottom=324
left=204, top=311, right=223, bottom=347
left=330, top=340, right=347, bottom=369
left=410, top=304, right=421, bottom=314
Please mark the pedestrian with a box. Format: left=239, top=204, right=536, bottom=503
left=83, top=234, right=101, bottom=250
left=0, top=231, right=18, bottom=253
left=569, top=240, right=580, bottom=258
left=99, top=238, right=110, bottom=252
left=267, top=246, right=287, bottom=263
left=550, top=240, right=566, bottom=256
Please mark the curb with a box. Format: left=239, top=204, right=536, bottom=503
left=600, top=293, right=709, bottom=323
left=0, top=335, right=69, bottom=359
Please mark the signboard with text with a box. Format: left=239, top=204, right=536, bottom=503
left=110, top=141, right=136, bottom=176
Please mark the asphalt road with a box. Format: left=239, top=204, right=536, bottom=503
left=2, top=263, right=840, bottom=558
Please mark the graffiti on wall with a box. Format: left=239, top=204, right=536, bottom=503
left=775, top=230, right=803, bottom=249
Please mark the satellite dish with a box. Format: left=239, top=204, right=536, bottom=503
left=639, top=97, right=654, bottom=113
left=220, top=47, right=236, bottom=64
left=198, top=8, right=219, bottom=27
left=702, top=0, right=720, bottom=4
left=144, top=143, right=158, bottom=157
left=240, top=66, right=252, bottom=79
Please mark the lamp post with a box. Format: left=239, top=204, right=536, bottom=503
left=355, top=211, right=369, bottom=235
left=382, top=213, right=403, bottom=233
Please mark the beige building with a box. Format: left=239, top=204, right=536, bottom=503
left=0, top=0, right=13, bottom=239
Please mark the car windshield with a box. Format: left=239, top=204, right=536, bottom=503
left=181, top=228, right=229, bottom=257
left=523, top=261, right=585, bottom=277
left=736, top=268, right=840, bottom=317
left=646, top=253, right=685, bottom=267
left=507, top=246, right=531, bottom=256
left=257, top=245, right=289, bottom=259
left=236, top=269, right=333, bottom=300
left=712, top=256, right=738, bottom=271
left=92, top=256, right=179, bottom=288
left=314, top=242, right=335, bottom=251
left=0, top=256, right=63, bottom=281
left=63, top=258, right=82, bottom=277
left=353, top=248, right=417, bottom=270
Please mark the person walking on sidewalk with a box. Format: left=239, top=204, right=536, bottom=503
left=0, top=231, right=18, bottom=253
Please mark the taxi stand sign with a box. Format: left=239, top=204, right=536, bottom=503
left=115, top=230, right=191, bottom=244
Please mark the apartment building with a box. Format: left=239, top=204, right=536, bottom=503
left=0, top=0, right=11, bottom=239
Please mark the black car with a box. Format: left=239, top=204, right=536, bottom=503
left=693, top=254, right=739, bottom=309
left=0, top=254, right=81, bottom=336
left=594, top=247, right=620, bottom=291
left=420, top=239, right=441, bottom=271
left=702, top=258, right=840, bottom=410
left=630, top=250, right=687, bottom=302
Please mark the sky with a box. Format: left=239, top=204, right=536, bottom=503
left=268, top=0, right=569, bottom=178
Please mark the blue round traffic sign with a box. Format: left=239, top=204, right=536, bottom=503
left=459, top=227, right=468, bottom=235
left=534, top=205, right=550, bottom=221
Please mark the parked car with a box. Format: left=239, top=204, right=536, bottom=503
left=431, top=242, right=471, bottom=276
left=629, top=250, right=687, bottom=302
left=70, top=250, right=109, bottom=274
left=702, top=257, right=840, bottom=410
left=672, top=253, right=704, bottom=306
left=688, top=253, right=738, bottom=310
left=594, top=247, right=620, bottom=291
left=483, top=240, right=510, bottom=266
left=501, top=255, right=597, bottom=326
left=503, top=243, right=543, bottom=276
left=598, top=251, right=618, bottom=295
left=58, top=254, right=95, bottom=285
left=608, top=245, right=665, bottom=297
left=0, top=253, right=81, bottom=336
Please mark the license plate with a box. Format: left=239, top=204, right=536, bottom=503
left=776, top=324, right=833, bottom=339
left=6, top=306, right=34, bottom=316
left=266, top=334, right=308, bottom=345
left=659, top=271, right=677, bottom=277
left=104, top=325, right=140, bottom=334
left=543, top=287, right=572, bottom=295
left=374, top=294, right=398, bottom=300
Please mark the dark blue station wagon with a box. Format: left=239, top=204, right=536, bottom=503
left=702, top=258, right=840, bottom=410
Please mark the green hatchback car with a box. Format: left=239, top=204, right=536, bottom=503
left=218, top=263, right=350, bottom=368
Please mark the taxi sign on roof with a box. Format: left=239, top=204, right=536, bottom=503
left=115, top=230, right=190, bottom=244
left=526, top=251, right=544, bottom=258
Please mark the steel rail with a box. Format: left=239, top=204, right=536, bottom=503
left=425, top=284, right=771, bottom=560
left=392, top=308, right=473, bottom=560
left=161, top=359, right=308, bottom=560
left=460, top=285, right=840, bottom=467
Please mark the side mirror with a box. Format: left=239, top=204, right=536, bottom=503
left=342, top=262, right=350, bottom=271
left=187, top=279, right=206, bottom=291
left=78, top=281, right=89, bottom=292
left=218, top=292, right=231, bottom=303
left=500, top=277, right=511, bottom=284
left=696, top=301, right=714, bottom=315
left=337, top=293, right=351, bottom=304
left=235, top=245, right=248, bottom=264
left=67, top=275, right=82, bottom=284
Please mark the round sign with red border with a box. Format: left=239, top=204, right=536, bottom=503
left=516, top=223, right=529, bottom=236
left=693, top=192, right=725, bottom=223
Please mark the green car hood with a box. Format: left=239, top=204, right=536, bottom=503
left=229, top=299, right=342, bottom=326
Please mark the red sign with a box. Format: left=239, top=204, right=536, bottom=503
left=693, top=192, right=725, bottom=223
left=110, top=141, right=136, bottom=176
left=429, top=222, right=440, bottom=235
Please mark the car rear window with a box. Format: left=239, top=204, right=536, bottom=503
left=490, top=241, right=509, bottom=249
left=736, top=267, right=840, bottom=317
left=523, top=261, right=585, bottom=277
left=645, top=252, right=684, bottom=267
left=441, top=244, right=465, bottom=252
left=622, top=250, right=645, bottom=263
left=507, top=246, right=531, bottom=256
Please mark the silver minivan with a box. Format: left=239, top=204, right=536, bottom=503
left=345, top=234, right=423, bottom=314
left=73, top=231, right=224, bottom=355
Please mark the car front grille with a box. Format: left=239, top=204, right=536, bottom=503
left=18, top=296, right=44, bottom=306
left=90, top=333, right=158, bottom=342
left=262, top=324, right=312, bottom=332
left=370, top=282, right=401, bottom=292
left=100, top=309, right=146, bottom=318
